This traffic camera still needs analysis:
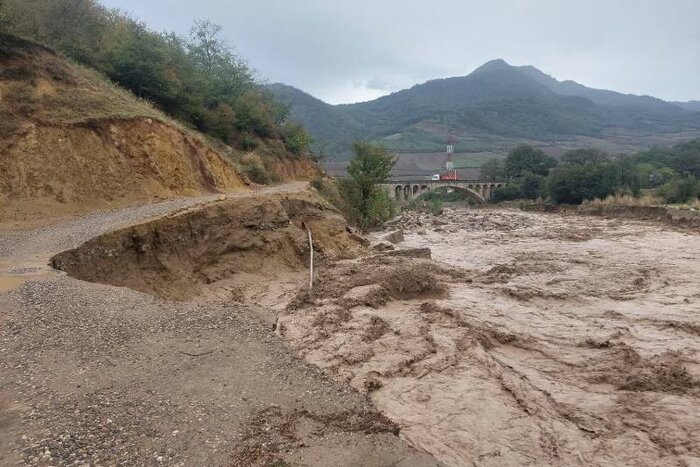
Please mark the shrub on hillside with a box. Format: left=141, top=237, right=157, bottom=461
left=241, top=160, right=274, bottom=185
left=234, top=90, right=275, bottom=137
left=310, top=176, right=344, bottom=211
left=281, top=121, right=313, bottom=157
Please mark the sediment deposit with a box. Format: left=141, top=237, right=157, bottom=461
left=279, top=207, right=700, bottom=466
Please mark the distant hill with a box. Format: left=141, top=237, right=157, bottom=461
left=270, top=59, right=700, bottom=160
left=674, top=101, right=700, bottom=112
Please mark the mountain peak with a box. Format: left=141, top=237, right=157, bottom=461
left=472, top=59, right=514, bottom=74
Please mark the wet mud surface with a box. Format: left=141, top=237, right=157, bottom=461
left=279, top=208, right=700, bottom=466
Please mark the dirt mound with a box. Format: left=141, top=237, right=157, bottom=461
left=589, top=345, right=699, bottom=395
left=380, top=267, right=447, bottom=300
left=0, top=34, right=249, bottom=222
left=285, top=254, right=457, bottom=311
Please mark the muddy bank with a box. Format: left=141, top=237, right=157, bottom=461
left=516, top=202, right=700, bottom=230
left=51, top=188, right=367, bottom=301
left=577, top=205, right=700, bottom=229
left=278, top=207, right=700, bottom=466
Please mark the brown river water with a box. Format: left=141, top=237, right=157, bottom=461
left=279, top=207, right=700, bottom=466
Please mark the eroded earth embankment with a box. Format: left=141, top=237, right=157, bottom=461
left=0, top=187, right=437, bottom=467
left=34, top=195, right=700, bottom=466
left=50, top=189, right=367, bottom=301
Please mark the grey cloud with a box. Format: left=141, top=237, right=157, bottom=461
left=365, top=78, right=395, bottom=91
left=100, top=0, right=700, bottom=104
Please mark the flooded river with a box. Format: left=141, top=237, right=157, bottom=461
left=279, top=207, right=700, bottom=466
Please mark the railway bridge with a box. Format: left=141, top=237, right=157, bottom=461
left=381, top=180, right=505, bottom=204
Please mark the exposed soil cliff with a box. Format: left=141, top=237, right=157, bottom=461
left=51, top=188, right=368, bottom=301
left=0, top=34, right=248, bottom=222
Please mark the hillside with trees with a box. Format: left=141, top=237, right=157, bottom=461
left=0, top=0, right=314, bottom=162
left=0, top=0, right=318, bottom=221
left=271, top=60, right=700, bottom=160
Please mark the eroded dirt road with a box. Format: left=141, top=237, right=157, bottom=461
left=279, top=207, right=700, bottom=466
left=0, top=184, right=436, bottom=466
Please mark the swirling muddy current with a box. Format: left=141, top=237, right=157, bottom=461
left=278, top=208, right=700, bottom=466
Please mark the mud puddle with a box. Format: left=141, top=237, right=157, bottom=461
left=278, top=207, right=700, bottom=466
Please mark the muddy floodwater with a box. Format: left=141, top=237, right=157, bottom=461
left=279, top=207, right=700, bottom=466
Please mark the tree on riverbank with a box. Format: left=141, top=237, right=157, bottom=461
left=505, top=145, right=558, bottom=178
left=340, top=142, right=396, bottom=230
left=490, top=142, right=700, bottom=205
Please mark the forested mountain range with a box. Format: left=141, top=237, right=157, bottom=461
left=269, top=60, right=700, bottom=160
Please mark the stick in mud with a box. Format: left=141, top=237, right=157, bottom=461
left=305, top=222, right=314, bottom=289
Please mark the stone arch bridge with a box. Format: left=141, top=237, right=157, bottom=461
left=381, top=180, right=505, bottom=204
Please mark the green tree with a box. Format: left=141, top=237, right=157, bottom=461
left=548, top=160, right=641, bottom=204
left=640, top=164, right=675, bottom=188
left=234, top=89, right=275, bottom=136
left=480, top=158, right=505, bottom=181
left=491, top=184, right=521, bottom=202
left=562, top=148, right=609, bottom=165
left=658, top=175, right=699, bottom=204
left=347, top=142, right=395, bottom=200
left=105, top=23, right=172, bottom=102
left=506, top=145, right=557, bottom=178
left=344, top=142, right=396, bottom=229
left=519, top=171, right=545, bottom=199
left=188, top=20, right=225, bottom=75
left=634, top=140, right=700, bottom=178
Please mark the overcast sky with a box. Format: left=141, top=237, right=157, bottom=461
left=100, top=0, right=700, bottom=104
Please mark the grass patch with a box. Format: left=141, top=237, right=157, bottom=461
left=582, top=194, right=663, bottom=207
left=39, top=62, right=169, bottom=125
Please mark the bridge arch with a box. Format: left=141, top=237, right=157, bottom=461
left=437, top=185, right=486, bottom=204
left=383, top=180, right=504, bottom=204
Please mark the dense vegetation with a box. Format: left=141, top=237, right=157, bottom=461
left=488, top=140, right=700, bottom=205
left=271, top=60, right=700, bottom=160
left=0, top=0, right=312, bottom=156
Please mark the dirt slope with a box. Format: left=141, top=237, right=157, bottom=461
left=0, top=34, right=247, bottom=222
